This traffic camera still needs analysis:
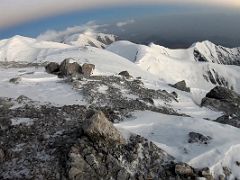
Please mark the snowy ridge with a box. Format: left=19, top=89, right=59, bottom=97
left=107, top=40, right=240, bottom=93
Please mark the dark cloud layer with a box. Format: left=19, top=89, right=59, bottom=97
left=110, top=12, right=240, bottom=48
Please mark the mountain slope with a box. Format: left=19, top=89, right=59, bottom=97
left=107, top=40, right=240, bottom=93
left=1, top=34, right=240, bottom=179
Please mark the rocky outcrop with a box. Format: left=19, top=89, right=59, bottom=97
left=0, top=97, right=213, bottom=180
left=170, top=80, right=190, bottom=92
left=45, top=62, right=60, bottom=74
left=188, top=132, right=212, bottom=144
left=201, top=86, right=240, bottom=116
left=82, top=63, right=95, bottom=76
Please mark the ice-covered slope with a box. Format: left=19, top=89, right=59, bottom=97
left=107, top=41, right=240, bottom=93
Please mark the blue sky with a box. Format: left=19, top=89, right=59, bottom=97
left=0, top=5, right=194, bottom=39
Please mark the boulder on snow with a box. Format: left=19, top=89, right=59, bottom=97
left=82, top=111, right=126, bottom=145
left=205, top=86, right=239, bottom=101
left=188, top=132, right=212, bottom=144
left=9, top=77, right=22, bottom=84
left=118, top=71, right=132, bottom=79
left=171, top=80, right=190, bottom=92
left=45, top=62, right=60, bottom=74
left=215, top=115, right=240, bottom=128
left=82, top=63, right=95, bottom=76
left=59, top=58, right=82, bottom=76
left=201, top=86, right=240, bottom=115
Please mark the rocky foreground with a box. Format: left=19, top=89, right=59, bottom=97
left=0, top=95, right=214, bottom=180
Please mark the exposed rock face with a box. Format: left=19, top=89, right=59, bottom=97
left=118, top=71, right=132, bottom=79
left=59, top=59, right=82, bottom=76
left=82, top=111, right=125, bottom=145
left=201, top=86, right=240, bottom=116
left=188, top=132, right=212, bottom=144
left=82, top=63, right=95, bottom=76
left=45, top=62, right=60, bottom=74
left=9, top=77, right=21, bottom=84
left=203, top=69, right=230, bottom=89
left=171, top=80, right=190, bottom=92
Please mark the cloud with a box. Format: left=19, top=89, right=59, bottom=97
left=1, top=0, right=240, bottom=29
left=116, top=19, right=135, bottom=27
left=37, top=21, right=107, bottom=41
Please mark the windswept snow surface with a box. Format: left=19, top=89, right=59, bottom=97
left=0, top=67, right=85, bottom=106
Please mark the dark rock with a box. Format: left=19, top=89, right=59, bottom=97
left=118, top=71, right=132, bottom=79
left=171, top=91, right=178, bottom=98
left=188, top=132, right=212, bottom=144
left=82, top=63, right=95, bottom=76
left=59, top=58, right=82, bottom=76
left=206, top=86, right=239, bottom=101
left=9, top=77, right=21, bottom=84
left=82, top=111, right=126, bottom=145
left=236, top=161, right=240, bottom=166
left=222, top=166, right=231, bottom=177
left=171, top=80, right=190, bottom=92
left=215, top=115, right=240, bottom=128
left=201, top=86, right=240, bottom=116
left=45, top=62, right=60, bottom=74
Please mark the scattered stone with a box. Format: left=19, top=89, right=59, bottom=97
left=59, top=58, right=82, bottom=76
left=170, top=80, right=190, bottom=92
left=9, top=77, right=21, bottom=84
left=188, top=132, right=212, bottom=144
left=175, top=163, right=194, bottom=176
left=82, top=63, right=95, bottom=76
left=45, top=62, right=60, bottom=74
left=118, top=71, right=132, bottom=79
left=82, top=111, right=126, bottom=145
